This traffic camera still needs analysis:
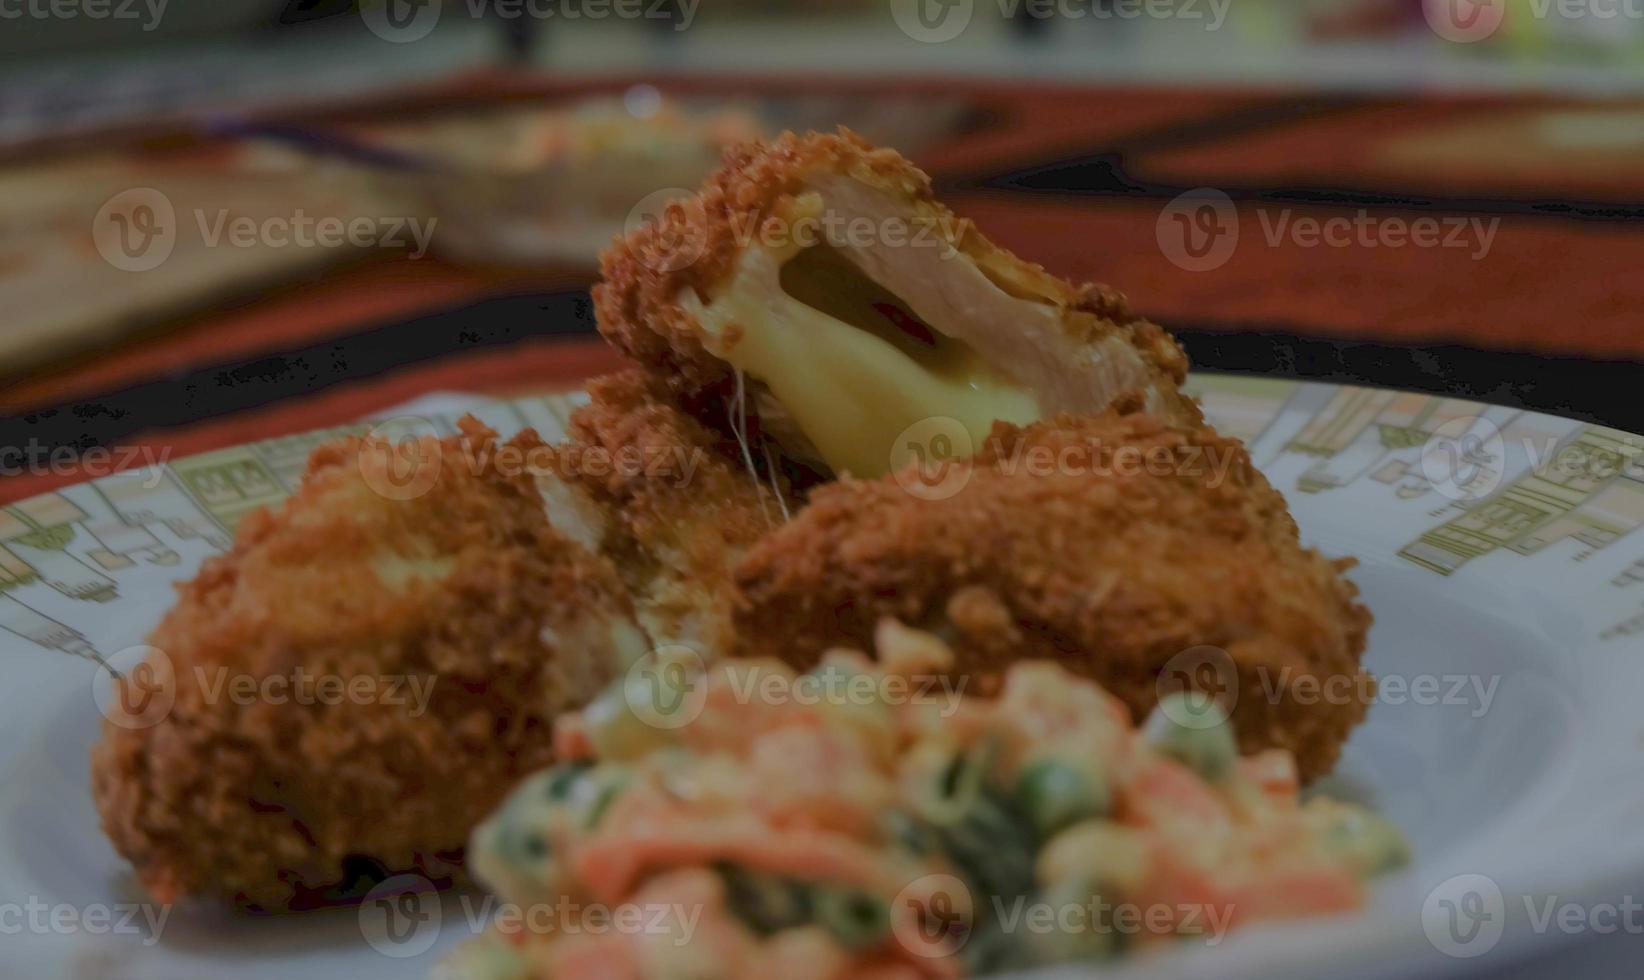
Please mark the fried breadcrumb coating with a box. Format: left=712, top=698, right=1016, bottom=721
left=91, top=420, right=647, bottom=910
left=729, top=404, right=1372, bottom=781
left=560, top=368, right=794, bottom=654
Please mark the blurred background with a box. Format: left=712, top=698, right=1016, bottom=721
left=2, top=0, right=1642, bottom=506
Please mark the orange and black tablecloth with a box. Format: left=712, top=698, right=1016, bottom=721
left=4, top=74, right=1643, bottom=503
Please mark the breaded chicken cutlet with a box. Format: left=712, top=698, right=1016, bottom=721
left=730, top=403, right=1372, bottom=781
left=596, top=128, right=1199, bottom=480
left=590, top=129, right=1374, bottom=778
left=91, top=421, right=647, bottom=910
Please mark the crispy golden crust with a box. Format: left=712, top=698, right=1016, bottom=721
left=729, top=407, right=1372, bottom=780
left=594, top=128, right=1192, bottom=412
left=90, top=420, right=640, bottom=910
left=564, top=368, right=793, bottom=654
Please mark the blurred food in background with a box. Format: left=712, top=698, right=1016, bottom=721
left=293, top=91, right=765, bottom=266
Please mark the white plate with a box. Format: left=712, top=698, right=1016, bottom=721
left=2, top=377, right=1642, bottom=979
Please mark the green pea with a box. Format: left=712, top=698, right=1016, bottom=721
left=1143, top=693, right=1237, bottom=781
left=1016, top=759, right=1109, bottom=839
left=1323, top=809, right=1411, bottom=876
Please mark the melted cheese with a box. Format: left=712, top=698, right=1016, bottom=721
left=683, top=197, right=1039, bottom=479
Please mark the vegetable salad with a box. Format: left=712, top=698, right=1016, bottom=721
left=446, top=620, right=1406, bottom=979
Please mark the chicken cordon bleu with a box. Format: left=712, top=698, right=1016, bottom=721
left=91, top=420, right=648, bottom=910
left=596, top=128, right=1199, bottom=480
left=730, top=403, right=1373, bottom=781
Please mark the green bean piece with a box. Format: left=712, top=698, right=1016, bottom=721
left=543, top=761, right=592, bottom=802
left=879, top=809, right=940, bottom=857
left=716, top=866, right=814, bottom=936
left=813, top=887, right=892, bottom=950
left=929, top=782, right=1037, bottom=902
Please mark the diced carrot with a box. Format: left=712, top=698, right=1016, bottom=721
left=553, top=715, right=595, bottom=760
left=573, top=826, right=888, bottom=903
left=1223, top=866, right=1365, bottom=923
left=1121, top=756, right=1231, bottom=829
left=1237, top=750, right=1299, bottom=801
